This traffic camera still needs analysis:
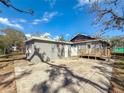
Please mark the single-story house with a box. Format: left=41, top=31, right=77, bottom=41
left=25, top=34, right=111, bottom=63
left=70, top=34, right=111, bottom=58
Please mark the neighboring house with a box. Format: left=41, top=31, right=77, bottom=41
left=12, top=46, right=17, bottom=52
left=25, top=34, right=111, bottom=63
left=70, top=34, right=111, bottom=58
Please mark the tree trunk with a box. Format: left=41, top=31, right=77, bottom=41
left=3, top=47, right=6, bottom=55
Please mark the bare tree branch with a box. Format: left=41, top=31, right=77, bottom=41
left=91, top=0, right=124, bottom=31
left=0, top=0, right=34, bottom=15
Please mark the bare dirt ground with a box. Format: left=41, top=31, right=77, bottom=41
left=0, top=54, right=25, bottom=93
left=1, top=54, right=124, bottom=93
left=0, top=59, right=16, bottom=93
left=14, top=58, right=112, bottom=93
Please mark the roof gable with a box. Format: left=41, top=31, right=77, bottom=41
left=70, top=34, right=96, bottom=42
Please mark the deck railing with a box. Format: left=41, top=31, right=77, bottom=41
left=79, top=48, right=110, bottom=58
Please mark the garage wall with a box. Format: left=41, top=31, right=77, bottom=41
left=26, top=40, right=71, bottom=63
left=71, top=45, right=78, bottom=56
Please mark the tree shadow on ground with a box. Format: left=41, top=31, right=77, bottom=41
left=92, top=60, right=124, bottom=92
left=30, top=47, right=111, bottom=93
left=0, top=69, right=32, bottom=88
left=0, top=54, right=31, bottom=93
left=0, top=56, right=26, bottom=62
left=93, top=61, right=113, bottom=75
left=111, top=76, right=124, bottom=91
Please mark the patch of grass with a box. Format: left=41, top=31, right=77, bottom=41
left=113, top=61, right=124, bottom=69
left=114, top=62, right=124, bottom=65
left=119, top=57, right=124, bottom=61
left=0, top=53, right=25, bottom=62
left=110, top=61, right=124, bottom=93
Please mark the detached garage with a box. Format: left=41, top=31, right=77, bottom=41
left=25, top=37, right=72, bottom=63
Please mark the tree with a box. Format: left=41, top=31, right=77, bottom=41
left=58, top=35, right=65, bottom=41
left=0, top=28, right=26, bottom=54
left=90, top=0, right=124, bottom=31
left=110, top=36, right=124, bottom=48
left=0, top=0, right=34, bottom=15
left=0, top=35, right=6, bottom=54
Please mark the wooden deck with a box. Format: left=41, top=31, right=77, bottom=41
left=78, top=49, right=111, bottom=60
left=79, top=55, right=108, bottom=60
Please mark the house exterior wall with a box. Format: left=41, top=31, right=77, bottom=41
left=25, top=41, right=34, bottom=60
left=71, top=45, right=78, bottom=56
left=25, top=39, right=110, bottom=63
left=26, top=40, right=72, bottom=63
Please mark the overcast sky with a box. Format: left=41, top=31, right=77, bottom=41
left=0, top=0, right=124, bottom=40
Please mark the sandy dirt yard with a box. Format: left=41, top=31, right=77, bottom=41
left=0, top=61, right=16, bottom=93
left=14, top=58, right=112, bottom=93
left=0, top=54, right=25, bottom=93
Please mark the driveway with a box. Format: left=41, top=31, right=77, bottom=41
left=14, top=58, right=112, bottom=93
